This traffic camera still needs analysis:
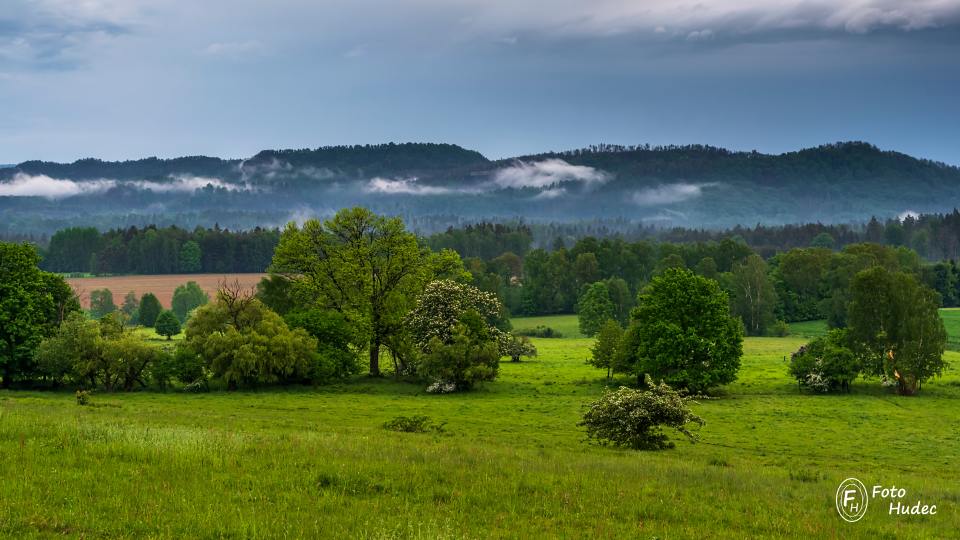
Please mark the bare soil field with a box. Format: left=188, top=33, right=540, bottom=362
left=66, top=274, right=266, bottom=309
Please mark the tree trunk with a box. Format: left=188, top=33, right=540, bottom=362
left=1, top=363, right=10, bottom=389
left=369, top=340, right=381, bottom=377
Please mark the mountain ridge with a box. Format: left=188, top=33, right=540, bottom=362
left=2, top=141, right=959, bottom=235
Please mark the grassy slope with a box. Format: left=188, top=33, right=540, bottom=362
left=1, top=321, right=959, bottom=537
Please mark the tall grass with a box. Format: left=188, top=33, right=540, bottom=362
left=0, top=326, right=958, bottom=537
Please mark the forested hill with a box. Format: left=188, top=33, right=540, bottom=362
left=2, top=141, right=959, bottom=235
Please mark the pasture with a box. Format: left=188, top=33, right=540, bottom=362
left=65, top=273, right=266, bottom=309
left=0, top=315, right=957, bottom=538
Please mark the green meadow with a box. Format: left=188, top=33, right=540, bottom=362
left=1, top=315, right=958, bottom=538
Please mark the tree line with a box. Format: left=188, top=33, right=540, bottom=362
left=41, top=225, right=279, bottom=274
left=1, top=208, right=537, bottom=393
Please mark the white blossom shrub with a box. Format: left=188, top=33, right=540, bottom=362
left=579, top=377, right=704, bottom=450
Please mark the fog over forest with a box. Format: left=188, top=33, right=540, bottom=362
left=2, top=141, right=958, bottom=237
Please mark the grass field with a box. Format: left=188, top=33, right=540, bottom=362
left=510, top=314, right=584, bottom=338
left=1, top=316, right=959, bottom=538
left=66, top=273, right=265, bottom=309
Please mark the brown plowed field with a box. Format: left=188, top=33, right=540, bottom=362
left=66, top=274, right=266, bottom=309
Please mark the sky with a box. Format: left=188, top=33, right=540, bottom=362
left=1, top=0, right=959, bottom=165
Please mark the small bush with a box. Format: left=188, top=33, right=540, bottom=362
left=771, top=320, right=790, bottom=337
left=382, top=415, right=445, bottom=433
left=514, top=326, right=563, bottom=338
left=789, top=329, right=861, bottom=393
left=75, top=390, right=91, bottom=406
left=579, top=377, right=704, bottom=450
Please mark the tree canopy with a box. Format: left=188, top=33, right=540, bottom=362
left=270, top=207, right=466, bottom=376
left=621, top=268, right=744, bottom=393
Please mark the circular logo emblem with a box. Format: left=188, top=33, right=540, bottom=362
left=836, top=478, right=869, bottom=522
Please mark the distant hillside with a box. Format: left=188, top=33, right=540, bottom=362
left=2, top=141, right=959, bottom=235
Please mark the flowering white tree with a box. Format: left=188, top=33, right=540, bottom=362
left=406, top=280, right=507, bottom=350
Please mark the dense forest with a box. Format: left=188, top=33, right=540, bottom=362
left=3, top=141, right=960, bottom=235
left=28, top=209, right=960, bottom=276
left=40, top=226, right=278, bottom=274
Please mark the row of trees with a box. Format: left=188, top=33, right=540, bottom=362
left=89, top=282, right=209, bottom=326
left=42, top=225, right=279, bottom=274
left=2, top=209, right=539, bottom=392
left=584, top=265, right=947, bottom=397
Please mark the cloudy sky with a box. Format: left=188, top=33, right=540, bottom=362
left=2, top=0, right=959, bottom=164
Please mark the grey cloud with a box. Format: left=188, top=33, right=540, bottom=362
left=0, top=1, right=135, bottom=69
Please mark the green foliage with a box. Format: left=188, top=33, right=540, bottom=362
left=184, top=288, right=320, bottom=388
left=138, top=293, right=163, bottom=327
left=772, top=320, right=790, bottom=337
left=728, top=255, right=777, bottom=336
left=0, top=242, right=79, bottom=387
left=43, top=227, right=102, bottom=273
left=514, top=326, right=564, bottom=338
left=579, top=379, right=705, bottom=450
left=788, top=330, right=861, bottom=392
left=284, top=308, right=360, bottom=381
left=120, top=291, right=139, bottom=322
left=621, top=268, right=743, bottom=393
left=588, top=319, right=623, bottom=380
left=576, top=282, right=615, bottom=337
left=847, top=267, right=947, bottom=395
left=271, top=207, right=466, bottom=376
left=178, top=241, right=202, bottom=273
left=154, top=310, right=182, bottom=340
left=256, top=274, right=297, bottom=315
left=810, top=232, right=835, bottom=249
left=152, top=346, right=206, bottom=388
left=89, top=288, right=117, bottom=319
left=382, top=415, right=446, bottom=433
left=36, top=312, right=163, bottom=391
left=171, top=281, right=209, bottom=322
left=418, top=311, right=500, bottom=391
left=35, top=312, right=101, bottom=385
left=75, top=390, right=91, bottom=405
left=427, top=223, right=532, bottom=260
left=407, top=279, right=507, bottom=351
left=43, top=225, right=278, bottom=274
left=604, top=277, right=633, bottom=325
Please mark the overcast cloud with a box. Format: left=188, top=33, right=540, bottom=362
left=1, top=1, right=958, bottom=164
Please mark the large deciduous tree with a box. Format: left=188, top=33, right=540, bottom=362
left=270, top=208, right=465, bottom=376
left=846, top=267, right=946, bottom=395
left=0, top=242, right=80, bottom=387
left=620, top=268, right=743, bottom=393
